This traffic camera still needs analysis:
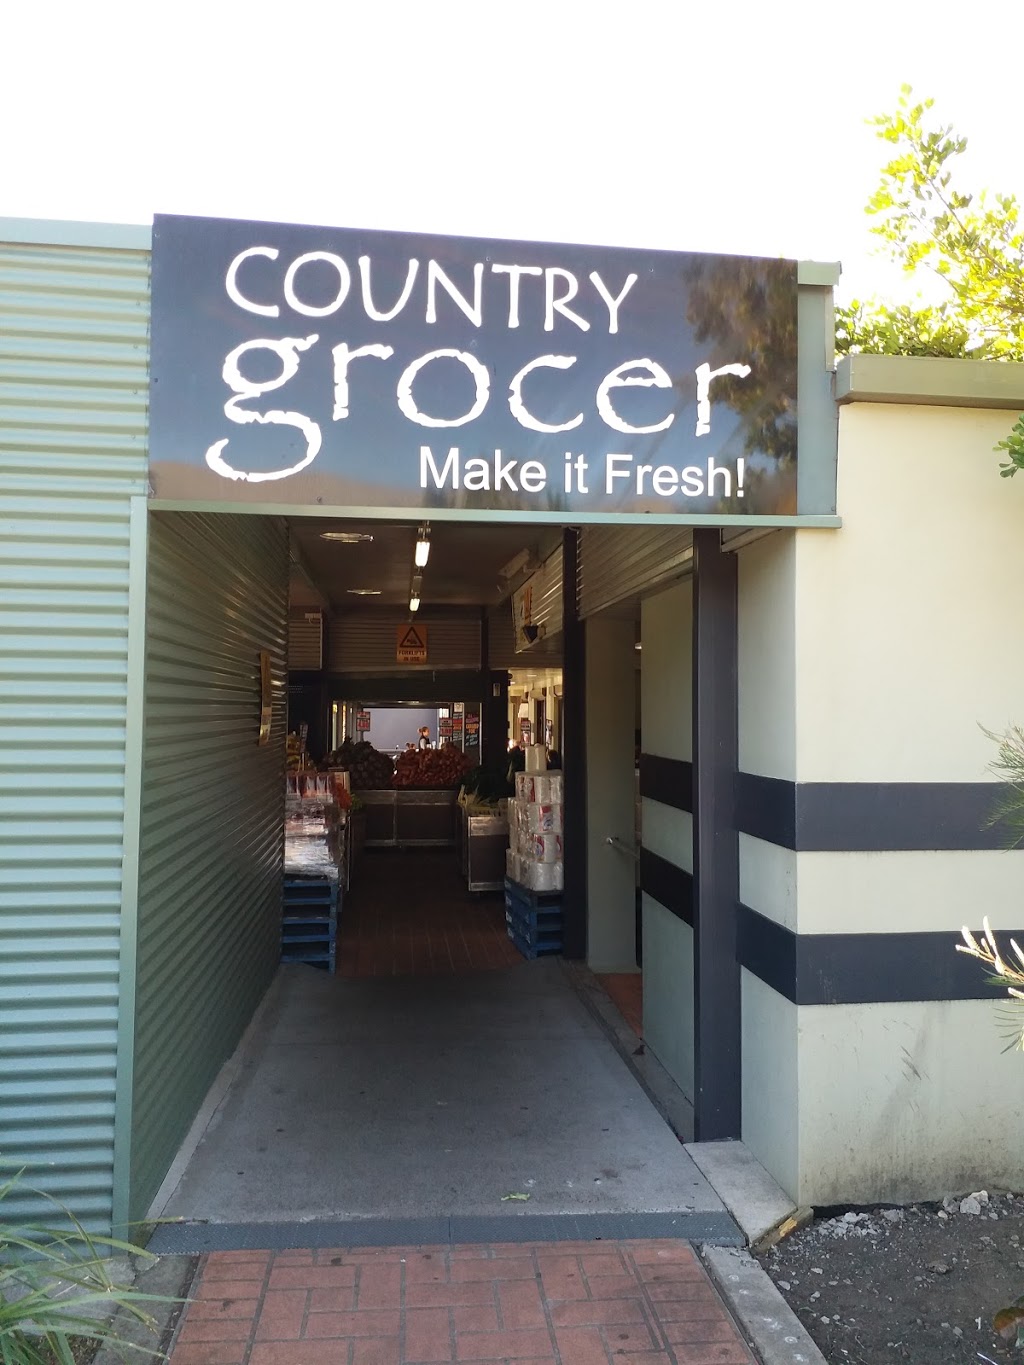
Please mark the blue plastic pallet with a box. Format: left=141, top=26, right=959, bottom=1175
left=504, top=902, right=562, bottom=932
left=282, top=875, right=339, bottom=971
left=281, top=922, right=337, bottom=944
left=284, top=878, right=339, bottom=911
left=506, top=923, right=563, bottom=960
left=281, top=946, right=336, bottom=971
left=505, top=912, right=562, bottom=946
left=503, top=876, right=563, bottom=910
left=503, top=900, right=563, bottom=928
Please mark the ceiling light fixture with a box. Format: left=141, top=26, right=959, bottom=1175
left=414, top=524, right=430, bottom=567
left=409, top=594, right=421, bottom=613
left=346, top=587, right=382, bottom=596
left=321, top=531, right=374, bottom=543
left=409, top=569, right=423, bottom=613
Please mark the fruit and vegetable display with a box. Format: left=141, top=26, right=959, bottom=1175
left=459, top=764, right=514, bottom=803
left=328, top=737, right=470, bottom=790
left=328, top=738, right=395, bottom=790
left=393, top=742, right=472, bottom=789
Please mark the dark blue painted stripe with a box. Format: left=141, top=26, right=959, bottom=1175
left=735, top=773, right=1015, bottom=852
left=638, top=755, right=693, bottom=813
left=639, top=849, right=693, bottom=926
left=736, top=903, right=1022, bottom=1005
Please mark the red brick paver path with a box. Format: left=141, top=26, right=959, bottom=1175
left=171, top=1241, right=756, bottom=1365
left=595, top=975, right=643, bottom=1038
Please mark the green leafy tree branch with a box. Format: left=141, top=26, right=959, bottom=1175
left=836, top=86, right=1024, bottom=477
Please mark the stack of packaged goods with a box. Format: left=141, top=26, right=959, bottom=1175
left=284, top=771, right=343, bottom=880
left=505, top=770, right=564, bottom=893
left=283, top=771, right=343, bottom=972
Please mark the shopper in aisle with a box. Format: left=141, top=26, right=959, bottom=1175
left=417, top=726, right=433, bottom=750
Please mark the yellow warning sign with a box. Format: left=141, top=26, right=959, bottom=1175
left=396, top=623, right=428, bottom=663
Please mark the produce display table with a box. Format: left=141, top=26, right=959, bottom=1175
left=362, top=789, right=397, bottom=846
left=465, top=811, right=508, bottom=892
left=359, top=788, right=458, bottom=848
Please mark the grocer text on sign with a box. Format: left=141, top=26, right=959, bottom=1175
left=149, top=214, right=799, bottom=517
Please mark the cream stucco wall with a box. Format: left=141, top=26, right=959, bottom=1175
left=736, top=388, right=1024, bottom=1204
left=737, top=532, right=797, bottom=782
left=741, top=972, right=799, bottom=1198
left=796, top=403, right=1024, bottom=783
left=736, top=534, right=801, bottom=1177
left=795, top=998, right=1024, bottom=1205
left=733, top=381, right=1024, bottom=1203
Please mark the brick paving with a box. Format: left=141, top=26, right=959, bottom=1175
left=594, top=975, right=643, bottom=1038
left=170, top=1241, right=756, bottom=1365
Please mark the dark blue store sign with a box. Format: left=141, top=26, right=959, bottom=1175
left=149, top=213, right=798, bottom=517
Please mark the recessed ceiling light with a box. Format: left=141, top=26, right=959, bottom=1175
left=346, top=588, right=382, bottom=596
left=321, top=531, right=374, bottom=543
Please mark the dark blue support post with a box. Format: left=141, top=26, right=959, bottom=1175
left=691, top=529, right=741, bottom=1140
left=561, top=528, right=587, bottom=959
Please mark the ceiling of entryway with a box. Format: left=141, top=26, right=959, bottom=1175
left=288, top=518, right=563, bottom=611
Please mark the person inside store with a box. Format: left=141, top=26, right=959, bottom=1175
left=417, top=726, right=433, bottom=750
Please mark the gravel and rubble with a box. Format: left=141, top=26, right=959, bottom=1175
left=758, top=1189, right=1024, bottom=1364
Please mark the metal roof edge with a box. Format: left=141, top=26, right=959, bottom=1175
left=797, top=261, right=841, bottom=287
left=836, top=353, right=1024, bottom=410
left=0, top=217, right=152, bottom=250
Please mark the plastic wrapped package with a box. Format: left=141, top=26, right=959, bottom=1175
left=521, top=802, right=563, bottom=833
left=524, top=744, right=547, bottom=773
left=524, top=831, right=563, bottom=863
left=519, top=860, right=564, bottom=893
left=284, top=835, right=342, bottom=880
left=284, top=775, right=342, bottom=880
left=515, top=772, right=564, bottom=804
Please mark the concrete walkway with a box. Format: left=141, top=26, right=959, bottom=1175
left=156, top=959, right=727, bottom=1231
left=169, top=1239, right=758, bottom=1365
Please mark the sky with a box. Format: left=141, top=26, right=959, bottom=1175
left=5, top=0, right=1024, bottom=305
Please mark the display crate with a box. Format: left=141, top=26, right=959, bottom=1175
left=360, top=788, right=458, bottom=848
left=282, top=876, right=339, bottom=972
left=503, top=877, right=563, bottom=912
left=466, top=813, right=508, bottom=891
left=504, top=878, right=563, bottom=959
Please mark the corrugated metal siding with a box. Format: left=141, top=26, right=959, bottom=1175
left=288, top=609, right=323, bottom=670
left=514, top=549, right=563, bottom=647
left=328, top=611, right=481, bottom=673
left=488, top=601, right=564, bottom=670
left=578, top=525, right=694, bottom=619
left=131, top=511, right=288, bottom=1222
left=0, top=240, right=149, bottom=1226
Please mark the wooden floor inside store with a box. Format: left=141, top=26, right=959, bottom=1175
left=337, top=848, right=522, bottom=977
left=337, top=849, right=644, bottom=1043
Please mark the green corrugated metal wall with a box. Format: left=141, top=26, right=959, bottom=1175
left=0, top=238, right=149, bottom=1226
left=129, top=511, right=288, bottom=1222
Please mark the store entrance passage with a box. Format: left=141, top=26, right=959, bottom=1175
left=155, top=852, right=722, bottom=1228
